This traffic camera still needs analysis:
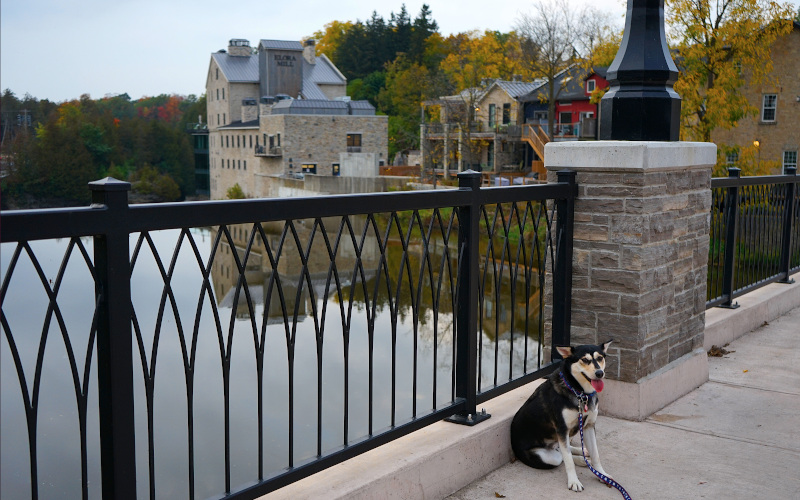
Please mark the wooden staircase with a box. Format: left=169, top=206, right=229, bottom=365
left=521, top=124, right=550, bottom=159
left=522, top=124, right=550, bottom=178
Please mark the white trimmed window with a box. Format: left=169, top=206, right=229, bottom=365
left=783, top=151, right=797, bottom=169
left=726, top=151, right=739, bottom=165
left=586, top=79, right=596, bottom=93
left=761, top=94, right=777, bottom=122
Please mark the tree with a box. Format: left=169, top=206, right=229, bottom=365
left=312, top=20, right=354, bottom=60
left=667, top=0, right=794, bottom=141
left=410, top=4, right=439, bottom=65
left=515, top=0, right=589, bottom=140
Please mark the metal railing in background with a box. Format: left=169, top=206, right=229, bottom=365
left=707, top=167, right=799, bottom=308
left=1, top=170, right=576, bottom=499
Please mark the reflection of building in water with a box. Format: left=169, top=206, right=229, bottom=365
left=210, top=218, right=380, bottom=320
left=209, top=217, right=543, bottom=344
left=480, top=264, right=542, bottom=342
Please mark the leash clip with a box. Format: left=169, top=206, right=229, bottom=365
left=579, top=393, right=589, bottom=413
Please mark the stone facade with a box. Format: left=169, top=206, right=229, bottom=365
left=546, top=141, right=716, bottom=417
left=712, top=22, right=799, bottom=171
left=210, top=113, right=388, bottom=199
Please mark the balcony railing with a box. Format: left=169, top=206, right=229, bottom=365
left=346, top=146, right=362, bottom=153
left=254, top=145, right=282, bottom=157
left=707, top=167, right=799, bottom=308
left=1, top=171, right=577, bottom=499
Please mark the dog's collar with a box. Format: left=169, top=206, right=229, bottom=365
left=559, top=370, right=593, bottom=410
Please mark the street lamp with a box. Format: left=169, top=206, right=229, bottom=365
left=754, top=139, right=761, bottom=170
left=598, top=0, right=681, bottom=141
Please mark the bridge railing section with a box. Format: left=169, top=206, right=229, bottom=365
left=0, top=170, right=576, bottom=499
left=707, top=167, right=799, bottom=308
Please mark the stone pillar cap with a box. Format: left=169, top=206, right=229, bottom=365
left=545, top=141, right=717, bottom=172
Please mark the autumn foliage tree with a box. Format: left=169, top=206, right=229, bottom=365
left=1, top=91, right=200, bottom=208
left=667, top=0, right=794, bottom=142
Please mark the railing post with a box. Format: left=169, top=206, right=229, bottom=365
left=447, top=170, right=490, bottom=426
left=551, top=170, right=576, bottom=359
left=779, top=166, right=797, bottom=284
left=720, top=168, right=741, bottom=308
left=89, top=177, right=137, bottom=499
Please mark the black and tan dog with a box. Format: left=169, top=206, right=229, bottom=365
left=510, top=341, right=613, bottom=492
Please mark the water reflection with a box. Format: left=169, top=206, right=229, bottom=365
left=1, top=211, right=544, bottom=499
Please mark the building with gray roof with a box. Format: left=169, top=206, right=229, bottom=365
left=206, top=38, right=387, bottom=200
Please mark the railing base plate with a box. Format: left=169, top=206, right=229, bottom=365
left=445, top=410, right=491, bottom=426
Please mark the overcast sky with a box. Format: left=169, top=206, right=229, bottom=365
left=1, top=0, right=796, bottom=102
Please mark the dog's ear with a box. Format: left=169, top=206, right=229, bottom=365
left=601, top=339, right=613, bottom=353
left=555, top=345, right=574, bottom=359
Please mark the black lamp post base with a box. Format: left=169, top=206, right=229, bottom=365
left=599, top=87, right=681, bottom=141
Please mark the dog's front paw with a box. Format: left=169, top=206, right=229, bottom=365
left=567, top=478, right=584, bottom=492
left=596, top=469, right=613, bottom=482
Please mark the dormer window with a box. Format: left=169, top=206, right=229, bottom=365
left=586, top=79, right=596, bottom=93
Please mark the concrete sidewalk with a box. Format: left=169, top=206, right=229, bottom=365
left=445, top=306, right=800, bottom=500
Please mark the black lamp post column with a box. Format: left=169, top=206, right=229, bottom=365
left=599, top=0, right=681, bottom=141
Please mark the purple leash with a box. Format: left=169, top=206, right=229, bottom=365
left=560, top=372, right=633, bottom=500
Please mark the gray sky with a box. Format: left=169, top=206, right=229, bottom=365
left=3, top=0, right=794, bottom=103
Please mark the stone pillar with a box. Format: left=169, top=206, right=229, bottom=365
left=546, top=141, right=716, bottom=420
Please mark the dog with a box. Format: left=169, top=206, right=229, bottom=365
left=510, top=340, right=613, bottom=492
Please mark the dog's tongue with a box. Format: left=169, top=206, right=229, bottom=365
left=591, top=379, right=604, bottom=393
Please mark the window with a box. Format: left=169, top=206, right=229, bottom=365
left=244, top=160, right=247, bottom=170
left=249, top=135, right=252, bottom=148
left=347, top=133, right=362, bottom=152
left=761, top=94, right=777, bottom=122
left=216, top=68, right=219, bottom=80
left=726, top=151, right=739, bottom=165
left=216, top=89, right=219, bottom=100
left=302, top=163, right=317, bottom=174
left=277, top=133, right=281, bottom=147
left=586, top=79, right=596, bottom=93
left=222, top=88, right=225, bottom=100
left=332, top=163, right=340, bottom=176
left=236, top=136, right=240, bottom=148
left=225, top=136, right=229, bottom=148
left=238, top=160, right=241, bottom=170
left=223, top=113, right=226, bottom=125
left=488, top=104, right=496, bottom=128
left=502, top=103, right=511, bottom=124
left=784, top=151, right=798, bottom=169
left=217, top=114, right=220, bottom=125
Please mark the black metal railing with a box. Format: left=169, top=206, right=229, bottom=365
left=707, top=167, right=799, bottom=308
left=1, top=170, right=576, bottom=499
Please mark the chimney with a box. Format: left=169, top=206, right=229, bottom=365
left=228, top=39, right=252, bottom=57
left=303, top=39, right=316, bottom=65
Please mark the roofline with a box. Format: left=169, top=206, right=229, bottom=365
left=317, top=54, right=347, bottom=83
